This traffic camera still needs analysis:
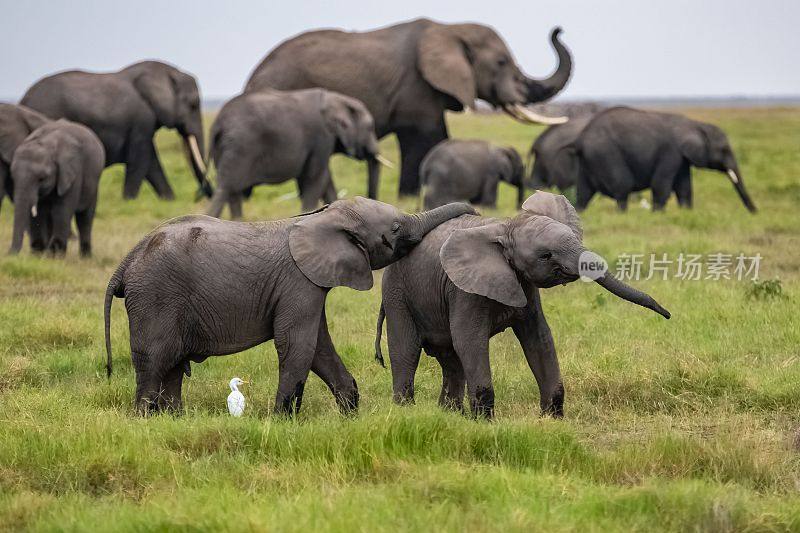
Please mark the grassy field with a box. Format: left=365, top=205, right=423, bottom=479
left=1, top=107, right=799, bottom=531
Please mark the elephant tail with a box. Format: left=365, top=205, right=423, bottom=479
left=104, top=258, right=129, bottom=378
left=374, top=303, right=386, bottom=368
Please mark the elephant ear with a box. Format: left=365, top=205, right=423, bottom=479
left=440, top=222, right=526, bottom=307
left=55, top=133, right=82, bottom=196
left=289, top=205, right=373, bottom=291
left=133, top=68, right=177, bottom=128
left=417, top=25, right=476, bottom=109
left=678, top=125, right=710, bottom=167
left=522, top=190, right=582, bottom=241
left=321, top=93, right=358, bottom=157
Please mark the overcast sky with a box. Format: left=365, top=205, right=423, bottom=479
left=1, top=0, right=797, bottom=101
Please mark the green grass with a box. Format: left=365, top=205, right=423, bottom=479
left=1, top=108, right=799, bottom=532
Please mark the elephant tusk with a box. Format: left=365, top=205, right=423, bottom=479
left=31, top=204, right=37, bottom=218
left=511, top=104, right=568, bottom=125
left=727, top=169, right=740, bottom=184
left=375, top=154, right=395, bottom=169
left=187, top=135, right=207, bottom=175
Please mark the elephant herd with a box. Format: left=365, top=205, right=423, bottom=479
left=8, top=15, right=764, bottom=418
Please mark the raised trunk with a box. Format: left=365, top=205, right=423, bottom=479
left=394, top=202, right=475, bottom=259
left=594, top=271, right=671, bottom=319
left=525, top=28, right=573, bottom=103
left=725, top=166, right=757, bottom=213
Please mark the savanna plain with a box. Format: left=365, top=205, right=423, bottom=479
left=1, top=108, right=799, bottom=532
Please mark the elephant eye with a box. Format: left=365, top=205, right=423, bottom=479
left=539, top=252, right=553, bottom=261
left=497, top=57, right=508, bottom=67
left=391, top=222, right=401, bottom=233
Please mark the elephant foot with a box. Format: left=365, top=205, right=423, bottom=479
left=469, top=386, right=495, bottom=420
left=540, top=383, right=565, bottom=419
left=334, top=382, right=360, bottom=416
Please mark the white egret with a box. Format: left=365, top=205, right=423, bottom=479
left=227, top=377, right=247, bottom=417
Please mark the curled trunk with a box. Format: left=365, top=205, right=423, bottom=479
left=525, top=28, right=573, bottom=103
left=395, top=202, right=475, bottom=259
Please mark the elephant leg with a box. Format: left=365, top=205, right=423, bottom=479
left=157, top=363, right=185, bottom=413
left=511, top=292, right=564, bottom=418
left=123, top=134, right=154, bottom=200
left=310, top=309, right=359, bottom=415
left=674, top=162, right=692, bottom=208
left=47, top=202, right=72, bottom=257
left=272, top=297, right=323, bottom=416
left=615, top=197, right=629, bottom=211
left=385, top=301, right=422, bottom=405
left=207, top=188, right=229, bottom=218
left=575, top=178, right=596, bottom=211
left=396, top=122, right=448, bottom=196
left=228, top=192, right=244, bottom=220
left=651, top=157, right=683, bottom=211
left=132, top=351, right=165, bottom=415
left=323, top=176, right=338, bottom=204
left=29, top=209, right=49, bottom=254
left=74, top=205, right=96, bottom=258
left=436, top=352, right=465, bottom=411
left=298, top=162, right=331, bottom=212
left=144, top=144, right=175, bottom=200
left=449, top=300, right=493, bottom=419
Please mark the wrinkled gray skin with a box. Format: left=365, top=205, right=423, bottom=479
left=9, top=119, right=105, bottom=256
left=245, top=19, right=571, bottom=196
left=21, top=61, right=210, bottom=200
left=104, top=198, right=475, bottom=416
left=375, top=191, right=670, bottom=419
left=421, top=140, right=525, bottom=209
left=0, top=103, right=49, bottom=215
left=208, top=89, right=381, bottom=218
left=571, top=107, right=757, bottom=212
left=528, top=115, right=595, bottom=192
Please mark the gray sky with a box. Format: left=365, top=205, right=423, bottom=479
left=1, top=0, right=797, bottom=101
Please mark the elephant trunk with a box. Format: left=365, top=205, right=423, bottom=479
left=725, top=166, right=757, bottom=213
left=395, top=202, right=475, bottom=259
left=525, top=27, right=573, bottom=103
left=10, top=193, right=35, bottom=254
left=594, top=270, right=671, bottom=319
left=516, top=179, right=526, bottom=209
left=182, top=129, right=212, bottom=199
left=366, top=156, right=380, bottom=200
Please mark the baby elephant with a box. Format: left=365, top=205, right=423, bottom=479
left=376, top=191, right=670, bottom=419
left=208, top=89, right=387, bottom=218
left=104, top=198, right=475, bottom=415
left=9, top=119, right=105, bottom=256
left=421, top=140, right=525, bottom=210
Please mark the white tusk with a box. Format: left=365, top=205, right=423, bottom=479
left=727, top=169, right=740, bottom=184
left=512, top=104, right=568, bottom=125
left=187, top=135, right=207, bottom=175
left=337, top=188, right=348, bottom=199
left=31, top=204, right=38, bottom=218
left=375, top=154, right=395, bottom=169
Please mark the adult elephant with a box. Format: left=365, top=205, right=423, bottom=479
left=572, top=107, right=757, bottom=212
left=21, top=61, right=211, bottom=200
left=528, top=114, right=595, bottom=192
left=0, top=103, right=49, bottom=213
left=245, top=18, right=572, bottom=195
